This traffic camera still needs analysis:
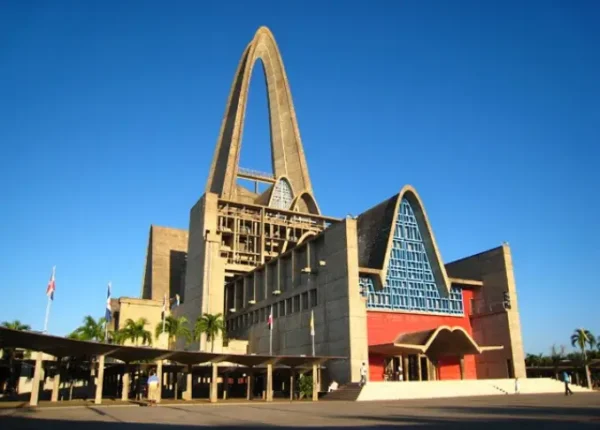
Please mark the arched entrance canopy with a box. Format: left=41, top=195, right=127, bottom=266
left=369, top=326, right=503, bottom=360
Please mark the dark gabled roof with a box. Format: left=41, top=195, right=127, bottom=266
left=356, top=194, right=398, bottom=269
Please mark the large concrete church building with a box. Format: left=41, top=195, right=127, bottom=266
left=118, top=27, right=526, bottom=386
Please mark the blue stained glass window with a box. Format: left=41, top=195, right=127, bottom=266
left=360, top=198, right=463, bottom=315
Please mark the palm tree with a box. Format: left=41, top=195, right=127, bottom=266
left=109, top=329, right=127, bottom=345
left=121, top=318, right=152, bottom=346
left=194, top=313, right=225, bottom=352
left=570, top=328, right=596, bottom=388
left=155, top=315, right=191, bottom=349
left=72, top=316, right=106, bottom=342
left=1, top=320, right=31, bottom=331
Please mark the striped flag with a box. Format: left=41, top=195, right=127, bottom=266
left=105, top=282, right=112, bottom=322
left=46, top=267, right=56, bottom=300
left=171, top=294, right=180, bottom=309
left=310, top=310, right=315, bottom=336
left=267, top=306, right=273, bottom=330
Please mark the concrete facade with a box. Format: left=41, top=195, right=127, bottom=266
left=121, top=26, right=527, bottom=388
left=141, top=225, right=188, bottom=302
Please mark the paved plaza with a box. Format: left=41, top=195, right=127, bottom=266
left=1, top=393, right=599, bottom=429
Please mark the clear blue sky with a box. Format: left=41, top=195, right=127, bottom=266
left=1, top=1, right=598, bottom=355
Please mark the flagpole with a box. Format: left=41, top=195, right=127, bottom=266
left=269, top=305, right=273, bottom=356
left=162, top=294, right=166, bottom=334
left=311, top=310, right=315, bottom=357
left=43, top=296, right=52, bottom=333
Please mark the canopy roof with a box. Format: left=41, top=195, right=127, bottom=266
left=369, top=326, right=503, bottom=359
left=0, top=327, right=340, bottom=368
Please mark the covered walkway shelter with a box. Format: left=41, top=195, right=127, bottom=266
left=0, top=327, right=341, bottom=406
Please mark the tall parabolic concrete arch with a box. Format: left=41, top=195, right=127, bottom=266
left=206, top=26, right=317, bottom=210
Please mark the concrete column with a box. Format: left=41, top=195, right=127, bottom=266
left=184, top=365, right=193, bottom=400
left=289, top=368, right=295, bottom=401
left=459, top=356, right=465, bottom=380
left=156, top=360, right=163, bottom=404
left=222, top=373, right=229, bottom=400
left=51, top=362, right=61, bottom=402
left=266, top=364, right=273, bottom=402
left=210, top=363, right=218, bottom=403
left=121, top=367, right=130, bottom=401
left=312, top=364, right=318, bottom=401
left=29, top=351, right=44, bottom=407
left=94, top=355, right=105, bottom=405
left=417, top=355, right=422, bottom=381
left=402, top=356, right=409, bottom=381
left=246, top=369, right=253, bottom=400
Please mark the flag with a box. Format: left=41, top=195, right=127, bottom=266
left=46, top=266, right=56, bottom=300
left=171, top=294, right=180, bottom=309
left=105, top=282, right=112, bottom=323
left=267, top=306, right=273, bottom=330
left=310, top=310, right=315, bottom=336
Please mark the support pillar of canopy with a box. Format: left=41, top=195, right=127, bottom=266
left=121, top=366, right=130, bottom=401
left=51, top=361, right=61, bottom=402
left=266, top=364, right=273, bottom=402
left=417, top=355, right=422, bottom=381
left=223, top=372, right=229, bottom=400
left=29, top=351, right=44, bottom=407
left=246, top=368, right=253, bottom=400
left=402, top=356, right=409, bottom=381
left=156, top=360, right=163, bottom=404
left=210, top=363, right=218, bottom=403
left=459, top=356, right=465, bottom=380
left=312, top=364, right=318, bottom=402
left=289, top=368, right=295, bottom=401
left=94, top=354, right=105, bottom=405
left=183, top=365, right=193, bottom=400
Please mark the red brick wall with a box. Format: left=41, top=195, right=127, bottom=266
left=366, top=288, right=477, bottom=381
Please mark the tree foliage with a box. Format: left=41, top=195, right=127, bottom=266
left=194, top=313, right=225, bottom=352
left=155, top=315, right=191, bottom=348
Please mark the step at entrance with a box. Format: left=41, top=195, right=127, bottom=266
left=321, top=383, right=363, bottom=401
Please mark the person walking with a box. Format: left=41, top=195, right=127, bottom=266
left=359, top=362, right=367, bottom=388
left=147, top=371, right=160, bottom=406
left=563, top=370, right=573, bottom=396
left=514, top=377, right=520, bottom=394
